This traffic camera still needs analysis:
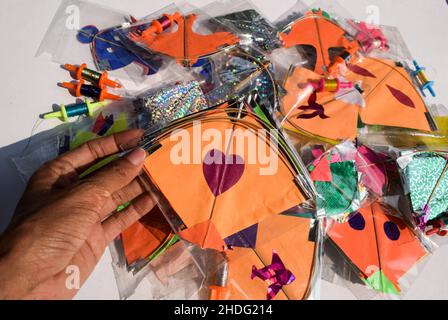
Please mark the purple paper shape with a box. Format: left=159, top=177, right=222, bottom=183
left=387, top=85, right=415, bottom=108
left=384, top=221, right=401, bottom=241
left=203, top=149, right=245, bottom=196
left=224, top=224, right=259, bottom=249
left=251, top=250, right=296, bottom=300
left=349, top=212, right=366, bottom=231
left=348, top=63, right=376, bottom=78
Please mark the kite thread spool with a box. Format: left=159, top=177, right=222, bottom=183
left=64, top=63, right=121, bottom=89
left=40, top=100, right=108, bottom=122
left=134, top=12, right=182, bottom=38
left=82, top=68, right=101, bottom=83
left=312, top=78, right=353, bottom=93
left=157, top=15, right=174, bottom=32
left=66, top=102, right=89, bottom=117
left=412, top=60, right=436, bottom=97
left=60, top=81, right=122, bottom=101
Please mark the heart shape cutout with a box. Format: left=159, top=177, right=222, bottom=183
left=203, top=149, right=245, bottom=197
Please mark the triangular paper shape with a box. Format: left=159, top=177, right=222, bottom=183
left=224, top=224, right=259, bottom=249
left=178, top=220, right=226, bottom=251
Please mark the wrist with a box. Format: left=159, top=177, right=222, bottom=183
left=0, top=241, right=37, bottom=300
left=0, top=253, right=20, bottom=299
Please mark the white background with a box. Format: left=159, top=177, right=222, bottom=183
left=0, top=0, right=447, bottom=300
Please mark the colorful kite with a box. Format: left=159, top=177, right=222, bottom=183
left=328, top=201, right=427, bottom=295
left=141, top=104, right=311, bottom=251
left=226, top=215, right=317, bottom=300
left=281, top=57, right=435, bottom=141
left=128, top=14, right=240, bottom=66
left=279, top=9, right=359, bottom=75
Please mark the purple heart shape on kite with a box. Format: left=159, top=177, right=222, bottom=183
left=203, top=149, right=245, bottom=196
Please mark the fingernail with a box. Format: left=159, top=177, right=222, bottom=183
left=126, top=148, right=146, bottom=166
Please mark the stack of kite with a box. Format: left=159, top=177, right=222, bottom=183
left=20, top=0, right=447, bottom=300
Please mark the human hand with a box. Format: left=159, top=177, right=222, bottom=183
left=0, top=130, right=155, bottom=300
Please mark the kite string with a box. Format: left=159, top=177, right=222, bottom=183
left=370, top=204, right=384, bottom=291
left=20, top=118, right=45, bottom=157
left=424, top=158, right=448, bottom=210
left=313, top=17, right=327, bottom=73
left=201, top=104, right=242, bottom=249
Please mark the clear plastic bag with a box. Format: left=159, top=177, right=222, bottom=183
left=12, top=100, right=138, bottom=182
left=273, top=0, right=361, bottom=76
left=116, top=3, right=240, bottom=68
left=201, top=0, right=282, bottom=53
left=110, top=237, right=206, bottom=300
left=132, top=95, right=321, bottom=299
left=37, top=0, right=168, bottom=85
left=345, top=21, right=412, bottom=61
left=276, top=56, right=437, bottom=145
left=397, top=150, right=448, bottom=231
left=304, top=141, right=391, bottom=221
left=359, top=106, right=448, bottom=149
left=322, top=201, right=432, bottom=299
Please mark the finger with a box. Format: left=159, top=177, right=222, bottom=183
left=101, top=178, right=146, bottom=217
left=71, top=148, right=147, bottom=221
left=59, top=129, right=144, bottom=172
left=102, top=193, right=156, bottom=243
left=30, top=130, right=144, bottom=190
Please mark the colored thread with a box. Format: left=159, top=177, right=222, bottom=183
left=313, top=78, right=353, bottom=93
left=159, top=15, right=172, bottom=31
left=60, top=81, right=121, bottom=101
left=324, top=79, right=339, bottom=92
left=131, top=12, right=182, bottom=39
left=80, top=85, right=102, bottom=100
left=41, top=100, right=108, bottom=122
left=81, top=68, right=102, bottom=84
left=64, top=64, right=121, bottom=89
left=66, top=103, right=89, bottom=117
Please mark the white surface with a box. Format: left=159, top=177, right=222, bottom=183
left=0, top=0, right=447, bottom=300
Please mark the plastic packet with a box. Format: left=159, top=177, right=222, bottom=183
left=36, top=0, right=165, bottom=85
left=139, top=105, right=316, bottom=238
left=128, top=187, right=324, bottom=300
left=345, top=21, right=412, bottom=61
left=273, top=0, right=362, bottom=76
left=322, top=200, right=432, bottom=299
left=110, top=237, right=206, bottom=300
left=358, top=114, right=448, bottom=150
left=397, top=150, right=448, bottom=232
left=12, top=100, right=138, bottom=182
left=305, top=141, right=391, bottom=221
left=117, top=3, right=240, bottom=69
left=273, top=1, right=437, bottom=148
left=201, top=0, right=282, bottom=53
left=201, top=47, right=278, bottom=109
left=276, top=53, right=437, bottom=145
left=215, top=215, right=323, bottom=300
left=131, top=87, right=322, bottom=300
left=117, top=204, right=179, bottom=274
